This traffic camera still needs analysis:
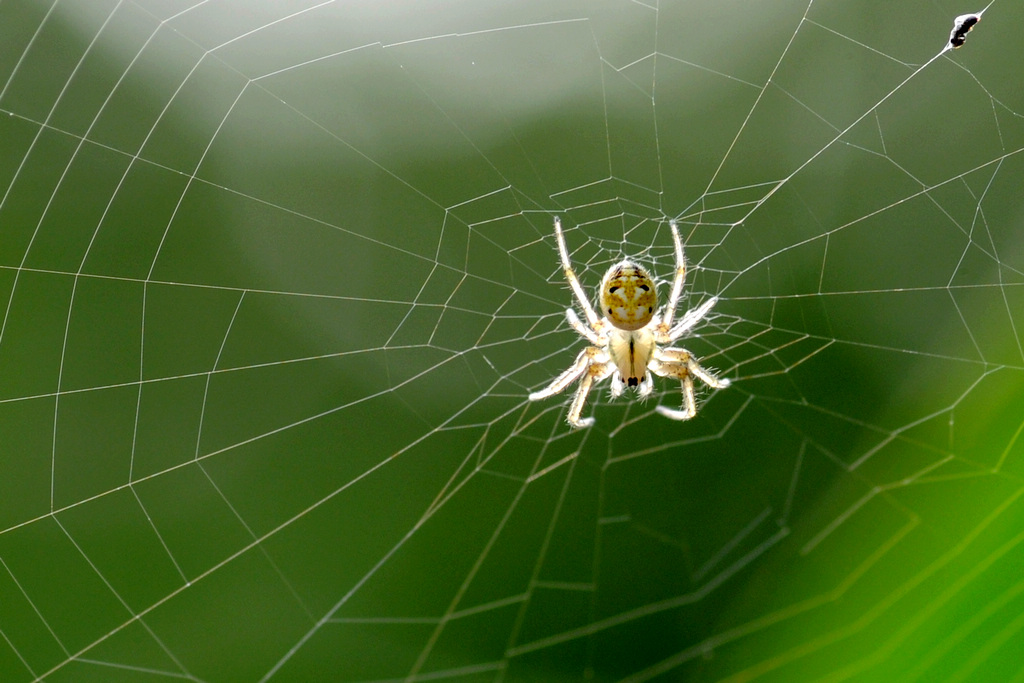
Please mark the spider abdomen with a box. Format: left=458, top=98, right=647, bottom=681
left=600, top=261, right=657, bottom=331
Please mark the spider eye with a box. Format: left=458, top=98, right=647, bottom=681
left=638, top=284, right=650, bottom=292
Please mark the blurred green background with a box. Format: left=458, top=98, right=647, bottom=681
left=1, top=0, right=1023, bottom=681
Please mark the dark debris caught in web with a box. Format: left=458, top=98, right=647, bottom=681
left=948, top=13, right=980, bottom=49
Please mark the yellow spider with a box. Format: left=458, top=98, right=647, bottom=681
left=530, top=217, right=730, bottom=428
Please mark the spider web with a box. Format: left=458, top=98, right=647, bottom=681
left=1, top=0, right=1023, bottom=681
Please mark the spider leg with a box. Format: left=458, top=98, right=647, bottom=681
left=650, top=355, right=697, bottom=420
left=656, top=347, right=730, bottom=388
left=567, top=360, right=613, bottom=428
left=656, top=374, right=698, bottom=421
left=650, top=348, right=729, bottom=420
left=665, top=296, right=719, bottom=343
left=566, top=308, right=604, bottom=346
left=553, top=217, right=602, bottom=329
left=661, top=220, right=688, bottom=329
left=529, top=346, right=602, bottom=401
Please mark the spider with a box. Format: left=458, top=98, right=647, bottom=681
left=529, top=217, right=730, bottom=428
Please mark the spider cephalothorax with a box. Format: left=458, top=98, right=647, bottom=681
left=530, top=217, right=730, bottom=428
